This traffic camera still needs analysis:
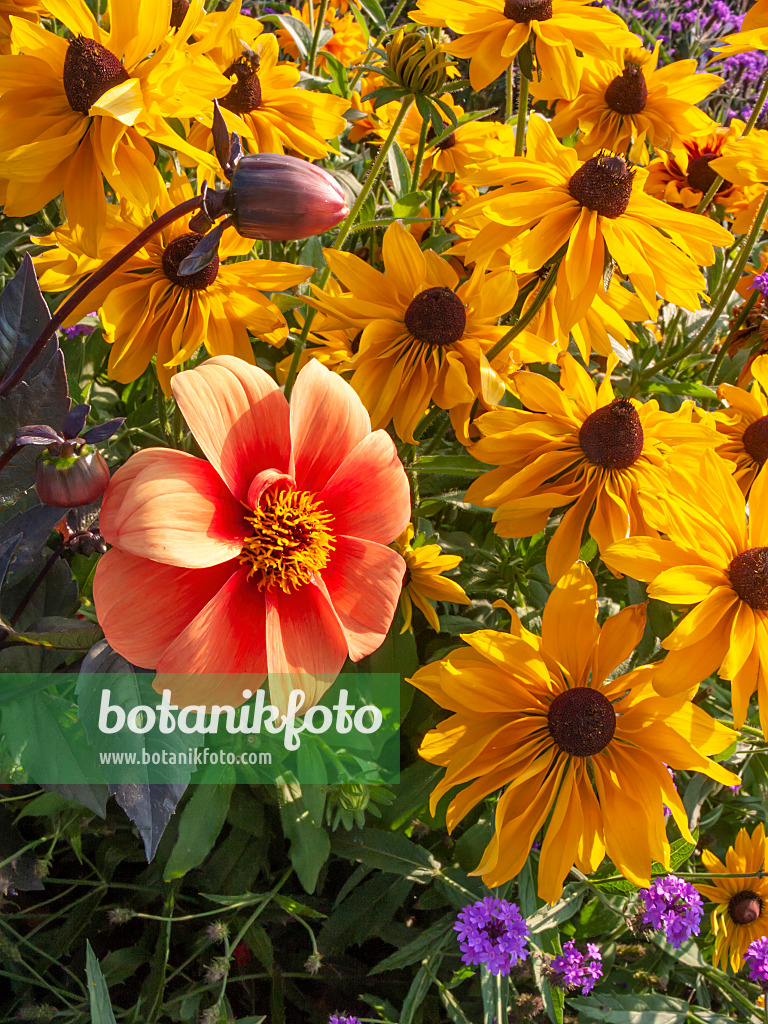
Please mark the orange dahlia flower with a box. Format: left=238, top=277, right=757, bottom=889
left=93, top=356, right=411, bottom=712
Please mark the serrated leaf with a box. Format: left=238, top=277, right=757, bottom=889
left=0, top=254, right=50, bottom=383
left=110, top=782, right=187, bottom=863
left=86, top=941, right=117, bottom=1024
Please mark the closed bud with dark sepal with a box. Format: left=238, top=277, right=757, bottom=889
left=35, top=443, right=110, bottom=508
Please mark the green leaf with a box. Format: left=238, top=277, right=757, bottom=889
left=278, top=780, right=330, bottom=893
left=331, top=827, right=440, bottom=881
left=321, top=52, right=350, bottom=97
left=318, top=871, right=413, bottom=952
left=387, top=142, right=412, bottom=197
left=163, top=783, right=234, bottom=880
left=566, top=993, right=689, bottom=1023
left=527, top=887, right=584, bottom=934
left=86, top=940, right=117, bottom=1024
left=267, top=14, right=314, bottom=58
left=400, top=960, right=434, bottom=1024
left=10, top=617, right=102, bottom=650
left=415, top=454, right=482, bottom=477
left=369, top=914, right=455, bottom=973
left=393, top=191, right=429, bottom=218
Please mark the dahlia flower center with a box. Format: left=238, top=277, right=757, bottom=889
left=427, top=124, right=456, bottom=151
left=743, top=416, right=768, bottom=467
left=578, top=398, right=644, bottom=470
left=404, top=287, right=467, bottom=347
left=604, top=63, right=648, bottom=115
left=687, top=153, right=728, bottom=195
left=547, top=687, right=616, bottom=757
left=728, top=547, right=768, bottom=610
left=62, top=36, right=130, bottom=115
left=503, top=0, right=553, bottom=22
left=222, top=53, right=262, bottom=114
left=239, top=488, right=335, bottom=593
left=171, top=0, right=190, bottom=28
left=728, top=890, right=763, bottom=925
left=568, top=154, right=634, bottom=219
left=162, top=234, right=220, bottom=290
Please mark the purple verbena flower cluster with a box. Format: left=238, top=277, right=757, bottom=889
left=745, top=936, right=768, bottom=987
left=550, top=941, right=603, bottom=995
left=61, top=313, right=99, bottom=339
left=329, top=1016, right=360, bottom=1024
left=454, top=897, right=530, bottom=977
left=639, top=875, right=703, bottom=950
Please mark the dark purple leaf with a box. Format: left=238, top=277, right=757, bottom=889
left=212, top=99, right=232, bottom=176
left=61, top=403, right=90, bottom=440
left=230, top=132, right=243, bottom=168
left=81, top=416, right=125, bottom=444
left=110, top=782, right=187, bottom=863
left=0, top=532, right=21, bottom=592
left=0, top=255, right=51, bottom=385
left=40, top=783, right=108, bottom=818
left=14, top=426, right=63, bottom=446
left=0, top=503, right=68, bottom=575
left=178, top=223, right=226, bottom=277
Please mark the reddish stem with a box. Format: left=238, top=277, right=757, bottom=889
left=0, top=195, right=204, bottom=398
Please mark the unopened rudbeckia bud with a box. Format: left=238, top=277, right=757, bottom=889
left=226, top=153, right=349, bottom=240
left=385, top=27, right=448, bottom=97
left=36, top=444, right=110, bottom=508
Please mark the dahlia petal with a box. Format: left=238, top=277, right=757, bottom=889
left=319, top=431, right=411, bottom=544
left=265, top=580, right=349, bottom=713
left=153, top=566, right=268, bottom=705
left=320, top=535, right=405, bottom=660
left=289, top=359, right=371, bottom=494
left=170, top=355, right=291, bottom=504
left=100, top=448, right=248, bottom=568
left=93, top=549, right=239, bottom=668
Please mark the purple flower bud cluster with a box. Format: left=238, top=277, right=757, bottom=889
left=454, top=897, right=530, bottom=977
left=329, top=1016, right=360, bottom=1024
left=550, top=941, right=603, bottom=995
left=745, top=936, right=768, bottom=987
left=639, top=875, right=703, bottom=950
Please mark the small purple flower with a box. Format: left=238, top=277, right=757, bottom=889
left=639, top=875, right=703, bottom=950
left=750, top=273, right=768, bottom=299
left=61, top=312, right=99, bottom=339
left=550, top=940, right=603, bottom=995
left=745, top=936, right=768, bottom=987
left=329, top=1016, right=360, bottom=1024
left=454, top=897, right=530, bottom=977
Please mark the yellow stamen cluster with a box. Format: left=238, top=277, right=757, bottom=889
left=239, top=488, right=335, bottom=593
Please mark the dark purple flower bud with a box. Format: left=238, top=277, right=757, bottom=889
left=227, top=153, right=349, bottom=240
left=36, top=445, right=110, bottom=508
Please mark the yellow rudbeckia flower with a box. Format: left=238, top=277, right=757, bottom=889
left=408, top=561, right=739, bottom=903
left=545, top=44, right=721, bottom=163
left=0, top=0, right=234, bottom=256
left=454, top=115, right=733, bottom=332
left=466, top=352, right=719, bottom=583
left=695, top=824, right=768, bottom=972
left=714, top=354, right=768, bottom=494
left=410, top=0, right=639, bottom=96
left=188, top=31, right=348, bottom=161
left=276, top=2, right=367, bottom=70
left=34, top=171, right=313, bottom=393
left=306, top=221, right=556, bottom=443
left=712, top=0, right=768, bottom=59
left=395, top=523, right=470, bottom=632
left=604, top=449, right=768, bottom=734
left=0, top=0, right=43, bottom=55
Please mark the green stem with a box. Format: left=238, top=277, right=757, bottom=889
left=496, top=972, right=506, bottom=1024
left=505, top=63, right=514, bottom=124
left=307, top=0, right=329, bottom=76
left=695, top=71, right=768, bottom=213
left=706, top=288, right=760, bottom=384
left=515, top=71, right=530, bottom=156
left=633, top=188, right=768, bottom=389
left=486, top=259, right=562, bottom=363
left=283, top=95, right=415, bottom=399
left=411, top=117, right=429, bottom=191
